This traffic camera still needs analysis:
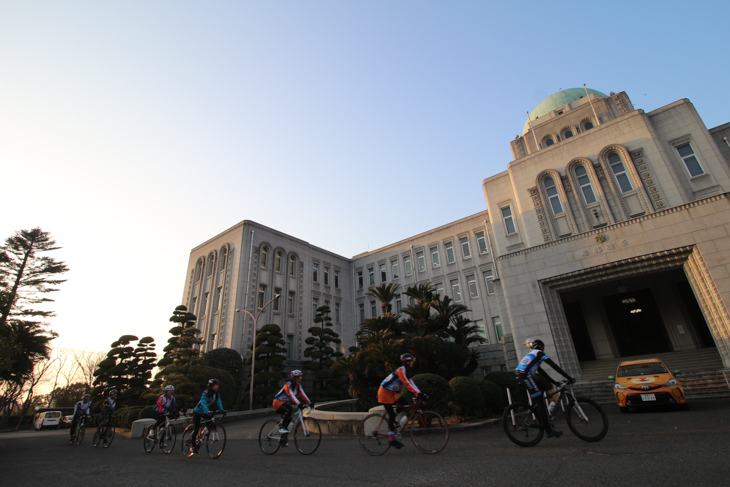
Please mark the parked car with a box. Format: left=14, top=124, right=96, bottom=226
left=60, top=415, right=73, bottom=429
left=34, top=411, right=63, bottom=430
left=609, top=358, right=688, bottom=412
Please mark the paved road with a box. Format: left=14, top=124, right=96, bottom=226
left=3, top=399, right=729, bottom=487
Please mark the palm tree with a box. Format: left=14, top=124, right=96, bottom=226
left=431, top=295, right=469, bottom=330
left=445, top=316, right=487, bottom=348
left=366, top=283, right=401, bottom=315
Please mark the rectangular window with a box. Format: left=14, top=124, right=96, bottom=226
left=676, top=143, right=705, bottom=177
left=289, top=256, right=295, bottom=276
left=391, top=260, right=399, bottom=279
left=473, top=319, right=487, bottom=342
left=335, top=302, right=341, bottom=323
left=404, top=256, right=412, bottom=276
left=275, top=252, right=282, bottom=272
left=460, top=237, right=471, bottom=258
left=261, top=248, right=268, bottom=268
left=213, top=287, right=222, bottom=314
left=273, top=287, right=281, bottom=311
left=476, top=232, right=488, bottom=254
left=483, top=269, right=495, bottom=295
left=312, top=263, right=319, bottom=283
left=334, top=270, right=340, bottom=288
left=467, top=276, right=478, bottom=298
left=395, top=294, right=402, bottom=313
left=501, top=207, right=516, bottom=235
left=369, top=268, right=375, bottom=286
left=201, top=292, right=209, bottom=316
left=286, top=334, right=294, bottom=359
left=431, top=246, right=440, bottom=267
left=450, top=279, right=462, bottom=302
left=445, top=242, right=455, bottom=263
left=358, top=303, right=365, bottom=323
left=380, top=264, right=387, bottom=283
left=357, top=270, right=363, bottom=289
left=313, top=297, right=319, bottom=317
left=370, top=301, right=377, bottom=318
left=435, top=282, right=444, bottom=299
left=324, top=300, right=330, bottom=314
left=191, top=296, right=197, bottom=315
left=607, top=153, right=634, bottom=193
left=493, top=316, right=503, bottom=342
left=288, top=292, right=295, bottom=314
left=417, top=251, right=426, bottom=272
left=324, top=266, right=330, bottom=286
left=257, top=285, right=266, bottom=309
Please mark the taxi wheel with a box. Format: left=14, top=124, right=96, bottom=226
left=619, top=407, right=629, bottom=414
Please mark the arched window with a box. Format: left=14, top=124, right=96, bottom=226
left=607, top=152, right=634, bottom=193
left=206, top=252, right=215, bottom=276
left=194, top=258, right=204, bottom=281
left=543, top=176, right=564, bottom=215
left=219, top=247, right=227, bottom=271
left=261, top=247, right=268, bottom=268
left=542, top=135, right=555, bottom=147
left=574, top=165, right=597, bottom=205
left=563, top=129, right=574, bottom=138
left=583, top=121, right=594, bottom=130
left=289, top=255, right=296, bottom=276
left=275, top=251, right=283, bottom=272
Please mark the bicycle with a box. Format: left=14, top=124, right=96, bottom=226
left=69, top=415, right=89, bottom=446
left=359, top=397, right=449, bottom=455
left=502, top=380, right=609, bottom=447
left=143, top=412, right=178, bottom=454
left=259, top=404, right=321, bottom=455
left=93, top=413, right=116, bottom=448
left=181, top=410, right=227, bottom=459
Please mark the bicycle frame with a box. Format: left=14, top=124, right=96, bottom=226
left=376, top=399, right=429, bottom=436
left=200, top=411, right=225, bottom=442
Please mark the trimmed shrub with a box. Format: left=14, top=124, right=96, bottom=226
left=185, top=365, right=236, bottom=410
left=402, top=373, right=453, bottom=418
left=449, top=376, right=484, bottom=419
left=203, top=348, right=244, bottom=407
left=479, top=380, right=504, bottom=417
left=138, top=405, right=155, bottom=420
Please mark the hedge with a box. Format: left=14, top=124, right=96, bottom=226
left=449, top=376, right=484, bottom=419
left=401, top=373, right=453, bottom=418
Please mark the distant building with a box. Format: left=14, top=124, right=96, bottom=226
left=182, top=88, right=730, bottom=379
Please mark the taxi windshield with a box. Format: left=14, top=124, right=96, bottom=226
left=618, top=362, right=668, bottom=377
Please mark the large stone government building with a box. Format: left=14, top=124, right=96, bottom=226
left=181, top=87, right=730, bottom=380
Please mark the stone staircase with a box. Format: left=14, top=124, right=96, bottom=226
left=571, top=348, right=730, bottom=404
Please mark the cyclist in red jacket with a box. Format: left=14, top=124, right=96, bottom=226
left=377, top=353, right=423, bottom=449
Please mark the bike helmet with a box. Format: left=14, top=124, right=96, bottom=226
left=526, top=339, right=545, bottom=351
left=164, top=385, right=175, bottom=391
left=207, top=378, right=219, bottom=387
left=82, top=394, right=91, bottom=400
left=290, top=370, right=303, bottom=378
left=400, top=353, right=415, bottom=362
left=108, top=389, right=118, bottom=396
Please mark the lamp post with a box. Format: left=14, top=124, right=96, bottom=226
left=236, top=293, right=280, bottom=411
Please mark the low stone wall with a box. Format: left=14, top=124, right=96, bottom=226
left=306, top=400, right=384, bottom=437
left=130, top=408, right=277, bottom=438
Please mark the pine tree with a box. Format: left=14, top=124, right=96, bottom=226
left=242, top=324, right=287, bottom=409
left=91, top=335, right=155, bottom=407
left=303, top=305, right=345, bottom=399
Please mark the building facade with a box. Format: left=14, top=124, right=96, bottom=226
left=181, top=88, right=730, bottom=379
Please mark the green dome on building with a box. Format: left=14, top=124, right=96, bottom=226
left=522, top=88, right=608, bottom=135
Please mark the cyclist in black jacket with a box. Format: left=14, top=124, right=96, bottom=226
left=515, top=339, right=575, bottom=438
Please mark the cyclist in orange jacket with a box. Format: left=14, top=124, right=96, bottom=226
left=377, top=353, right=423, bottom=449
left=273, top=370, right=312, bottom=437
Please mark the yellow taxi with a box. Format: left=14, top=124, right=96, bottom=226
left=608, top=358, right=688, bottom=413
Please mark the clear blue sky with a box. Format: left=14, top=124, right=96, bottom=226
left=1, top=1, right=727, bottom=353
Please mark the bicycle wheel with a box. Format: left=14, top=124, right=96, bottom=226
left=566, top=397, right=609, bottom=442
left=93, top=426, right=104, bottom=447
left=258, top=419, right=283, bottom=455
left=359, top=413, right=390, bottom=456
left=103, top=424, right=115, bottom=448
left=410, top=411, right=448, bottom=454
left=143, top=425, right=156, bottom=453
left=503, top=402, right=544, bottom=447
left=293, top=417, right=321, bottom=455
left=206, top=424, right=226, bottom=459
left=162, top=424, right=177, bottom=454
left=74, top=424, right=85, bottom=446
left=181, top=425, right=195, bottom=458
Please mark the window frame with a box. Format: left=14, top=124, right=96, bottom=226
left=275, top=251, right=282, bottom=272
left=450, top=279, right=462, bottom=302
left=675, top=142, right=705, bottom=178
left=312, top=263, right=319, bottom=283
left=483, top=269, right=495, bottom=295
left=430, top=246, right=440, bottom=267
left=467, top=276, right=479, bottom=299
left=501, top=206, right=517, bottom=235
left=607, top=152, right=634, bottom=193
left=574, top=165, right=597, bottom=205
left=391, top=259, right=399, bottom=280
left=404, top=256, right=412, bottom=276
left=475, top=232, right=488, bottom=254
left=416, top=251, right=426, bottom=272
left=261, top=247, right=268, bottom=269
left=323, top=266, right=330, bottom=286
left=459, top=236, right=471, bottom=259
left=543, top=176, right=564, bottom=216
left=444, top=241, right=455, bottom=264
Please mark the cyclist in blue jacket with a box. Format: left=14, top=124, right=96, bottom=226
left=515, top=339, right=575, bottom=438
left=190, top=378, right=225, bottom=453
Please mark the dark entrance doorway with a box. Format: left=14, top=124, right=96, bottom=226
left=676, top=281, right=716, bottom=348
left=563, top=301, right=596, bottom=361
left=602, top=288, right=672, bottom=357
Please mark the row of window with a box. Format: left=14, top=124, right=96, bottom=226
left=355, top=233, right=490, bottom=289
left=256, top=283, right=343, bottom=324
left=260, top=247, right=300, bottom=276
left=357, top=269, right=496, bottom=321
left=541, top=120, right=595, bottom=147
left=499, top=142, right=706, bottom=236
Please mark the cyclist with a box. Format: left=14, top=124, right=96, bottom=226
left=98, top=389, right=137, bottom=430
left=191, top=378, right=225, bottom=453
left=377, top=353, right=423, bottom=449
left=150, top=385, right=178, bottom=432
left=515, top=338, right=575, bottom=439
left=68, top=394, right=92, bottom=442
left=273, top=370, right=312, bottom=439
